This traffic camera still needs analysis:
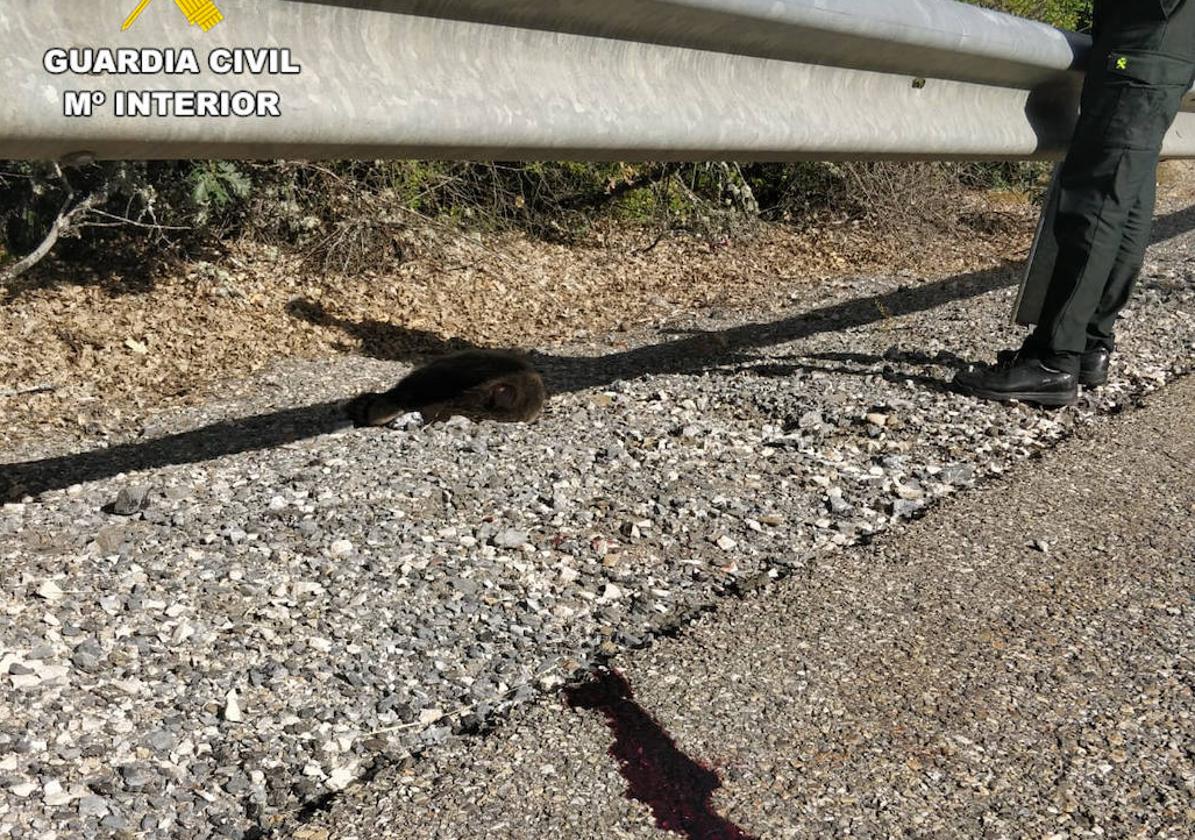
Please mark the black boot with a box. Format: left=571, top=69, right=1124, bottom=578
left=997, top=347, right=1111, bottom=387
left=954, top=353, right=1078, bottom=407
left=1078, top=347, right=1111, bottom=387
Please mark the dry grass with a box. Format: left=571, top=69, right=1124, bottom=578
left=1, top=196, right=1039, bottom=453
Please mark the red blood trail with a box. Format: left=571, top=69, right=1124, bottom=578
left=565, top=669, right=756, bottom=840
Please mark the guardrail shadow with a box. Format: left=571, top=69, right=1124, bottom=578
left=4, top=200, right=1193, bottom=503
left=0, top=260, right=1016, bottom=502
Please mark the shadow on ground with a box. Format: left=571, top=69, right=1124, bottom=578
left=0, top=236, right=220, bottom=303
left=4, top=201, right=1194, bottom=503
left=1, top=259, right=1016, bottom=501
left=284, top=299, right=474, bottom=360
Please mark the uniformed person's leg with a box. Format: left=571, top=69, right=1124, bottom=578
left=1030, top=0, right=1195, bottom=364
left=1029, top=140, right=1168, bottom=368
left=1086, top=171, right=1156, bottom=354
left=1082, top=1, right=1195, bottom=362
left=958, top=0, right=1195, bottom=405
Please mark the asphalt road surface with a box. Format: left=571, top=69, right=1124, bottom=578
left=307, top=376, right=1195, bottom=839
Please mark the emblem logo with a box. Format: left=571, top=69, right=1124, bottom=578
left=122, top=0, right=225, bottom=33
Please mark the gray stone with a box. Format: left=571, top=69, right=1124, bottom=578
left=119, top=765, right=156, bottom=790
left=70, top=640, right=105, bottom=672
left=93, top=524, right=127, bottom=555
left=827, top=490, right=853, bottom=517
left=223, top=773, right=250, bottom=795
left=100, top=814, right=130, bottom=831
left=110, top=485, right=151, bottom=516
left=892, top=499, right=925, bottom=517
left=797, top=410, right=824, bottom=431
left=144, top=730, right=177, bottom=754
left=78, top=796, right=110, bottom=818
left=27, top=643, right=54, bottom=660
left=492, top=529, right=529, bottom=549
left=940, top=463, right=976, bottom=485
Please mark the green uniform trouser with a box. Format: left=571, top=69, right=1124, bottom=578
left=1026, top=0, right=1195, bottom=370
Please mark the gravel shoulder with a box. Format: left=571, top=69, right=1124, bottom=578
left=0, top=208, right=1026, bottom=456
left=307, top=372, right=1195, bottom=840
left=1, top=205, right=1194, bottom=838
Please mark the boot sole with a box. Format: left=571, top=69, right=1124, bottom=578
left=1078, top=374, right=1107, bottom=388
left=960, top=386, right=1078, bottom=408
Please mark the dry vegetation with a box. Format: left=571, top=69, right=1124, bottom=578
left=0, top=183, right=1037, bottom=453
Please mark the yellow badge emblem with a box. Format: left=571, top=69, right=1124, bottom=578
left=122, top=0, right=225, bottom=32
left=1116, top=56, right=1129, bottom=70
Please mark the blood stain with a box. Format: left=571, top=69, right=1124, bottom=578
left=565, top=669, right=756, bottom=840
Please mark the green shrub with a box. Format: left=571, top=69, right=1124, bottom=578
left=966, top=0, right=1093, bottom=31
left=189, top=162, right=251, bottom=222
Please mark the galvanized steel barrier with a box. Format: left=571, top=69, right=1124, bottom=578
left=2, top=0, right=1195, bottom=161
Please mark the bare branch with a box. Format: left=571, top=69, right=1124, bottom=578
left=0, top=192, right=103, bottom=283
left=85, top=207, right=190, bottom=231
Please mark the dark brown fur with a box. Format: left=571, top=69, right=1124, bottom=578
left=346, top=350, right=546, bottom=427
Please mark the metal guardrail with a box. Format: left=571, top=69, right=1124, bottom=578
left=2, top=0, right=1195, bottom=161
